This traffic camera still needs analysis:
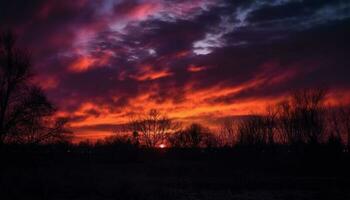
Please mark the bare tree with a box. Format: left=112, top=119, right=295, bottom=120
left=277, top=88, right=327, bottom=145
left=201, top=131, right=219, bottom=148
left=265, top=106, right=278, bottom=145
left=218, top=117, right=236, bottom=147
left=168, top=123, right=216, bottom=148
left=168, top=130, right=187, bottom=148
left=236, top=116, right=267, bottom=146
left=0, top=31, right=71, bottom=145
left=184, top=123, right=204, bottom=148
left=129, top=109, right=177, bottom=148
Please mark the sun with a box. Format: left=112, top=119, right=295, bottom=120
left=159, top=144, right=166, bottom=149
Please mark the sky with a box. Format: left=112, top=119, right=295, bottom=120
left=1, top=0, right=350, bottom=141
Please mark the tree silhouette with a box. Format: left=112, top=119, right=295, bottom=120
left=218, top=117, right=236, bottom=147
left=168, top=123, right=216, bottom=148
left=129, top=109, right=177, bottom=148
left=237, top=116, right=267, bottom=147
left=183, top=123, right=204, bottom=148
left=265, top=106, right=278, bottom=145
left=0, top=31, right=71, bottom=145
left=168, top=130, right=188, bottom=148
left=277, top=88, right=327, bottom=146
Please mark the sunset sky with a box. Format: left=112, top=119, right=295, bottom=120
left=1, top=0, right=350, bottom=141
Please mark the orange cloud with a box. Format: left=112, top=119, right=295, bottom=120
left=134, top=70, right=172, bottom=81
left=68, top=51, right=113, bottom=73
left=187, top=64, right=206, bottom=72
left=69, top=56, right=95, bottom=72
left=130, top=65, right=173, bottom=81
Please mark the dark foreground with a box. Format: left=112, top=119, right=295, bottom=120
left=1, top=147, right=350, bottom=200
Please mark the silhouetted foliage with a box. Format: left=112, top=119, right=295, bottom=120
left=237, top=116, right=267, bottom=147
left=129, top=109, right=178, bottom=148
left=184, top=123, right=204, bottom=148
left=277, top=88, right=327, bottom=146
left=265, top=106, right=278, bottom=145
left=218, top=117, right=236, bottom=147
left=168, top=123, right=217, bottom=148
left=96, top=135, right=136, bottom=150
left=0, top=31, right=71, bottom=146
left=327, top=105, right=350, bottom=152
left=200, top=130, right=219, bottom=148
left=168, top=130, right=188, bottom=148
left=235, top=106, right=278, bottom=149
